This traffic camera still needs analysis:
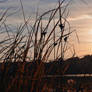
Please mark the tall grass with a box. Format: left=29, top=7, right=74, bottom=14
left=0, top=0, right=77, bottom=92
left=0, top=0, right=75, bottom=63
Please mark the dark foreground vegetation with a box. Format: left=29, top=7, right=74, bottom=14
left=0, top=55, right=92, bottom=92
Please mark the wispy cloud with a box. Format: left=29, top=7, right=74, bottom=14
left=69, top=14, right=92, bottom=21
left=0, top=0, right=8, bottom=3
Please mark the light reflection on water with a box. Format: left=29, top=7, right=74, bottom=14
left=63, top=74, right=92, bottom=77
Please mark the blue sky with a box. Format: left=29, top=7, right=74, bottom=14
left=0, top=0, right=92, bottom=57
left=0, top=0, right=91, bottom=23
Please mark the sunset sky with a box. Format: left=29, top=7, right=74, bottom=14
left=0, top=0, right=92, bottom=58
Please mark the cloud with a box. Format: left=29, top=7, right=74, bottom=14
left=69, top=15, right=92, bottom=21
left=0, top=0, right=8, bottom=3
left=39, top=0, right=57, bottom=3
